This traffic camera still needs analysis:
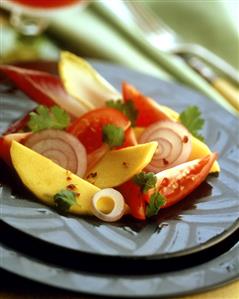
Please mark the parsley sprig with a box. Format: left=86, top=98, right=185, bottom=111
left=133, top=172, right=157, bottom=193
left=103, top=124, right=125, bottom=148
left=179, top=106, right=205, bottom=141
left=146, top=192, right=165, bottom=218
left=27, top=105, right=70, bottom=132
left=133, top=172, right=166, bottom=218
left=53, top=189, right=77, bottom=213
left=106, top=99, right=138, bottom=126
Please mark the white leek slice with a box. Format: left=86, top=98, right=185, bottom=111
left=59, top=51, right=121, bottom=110
left=91, top=188, right=125, bottom=222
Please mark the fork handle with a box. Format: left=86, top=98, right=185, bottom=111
left=174, top=44, right=239, bottom=85
left=212, top=78, right=239, bottom=111
left=184, top=55, right=239, bottom=111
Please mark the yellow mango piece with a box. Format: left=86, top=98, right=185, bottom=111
left=158, top=104, right=179, bottom=121
left=148, top=104, right=220, bottom=173
left=190, top=136, right=220, bottom=172
left=85, top=142, right=157, bottom=188
left=10, top=141, right=100, bottom=215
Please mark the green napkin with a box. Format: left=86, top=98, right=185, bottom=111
left=49, top=7, right=172, bottom=81
left=49, top=1, right=238, bottom=116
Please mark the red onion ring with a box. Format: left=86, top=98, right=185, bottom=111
left=139, top=121, right=192, bottom=172
left=24, top=129, right=87, bottom=177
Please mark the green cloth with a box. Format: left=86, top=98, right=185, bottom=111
left=50, top=0, right=239, bottom=116
left=45, top=1, right=239, bottom=116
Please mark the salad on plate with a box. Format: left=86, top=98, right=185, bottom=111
left=0, top=52, right=220, bottom=222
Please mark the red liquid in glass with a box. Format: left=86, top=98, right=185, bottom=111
left=10, top=0, right=81, bottom=9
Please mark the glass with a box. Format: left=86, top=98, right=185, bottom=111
left=0, top=0, right=88, bottom=36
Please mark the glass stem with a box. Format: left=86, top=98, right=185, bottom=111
left=10, top=8, right=49, bottom=36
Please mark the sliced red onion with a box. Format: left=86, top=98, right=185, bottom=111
left=139, top=121, right=192, bottom=172
left=91, top=188, right=125, bottom=222
left=24, top=129, right=87, bottom=177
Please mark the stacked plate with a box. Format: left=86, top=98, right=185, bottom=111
left=0, top=62, right=239, bottom=298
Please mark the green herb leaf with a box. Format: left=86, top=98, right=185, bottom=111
left=146, top=192, right=165, bottom=218
left=27, top=105, right=70, bottom=132
left=103, top=124, right=125, bottom=148
left=53, top=189, right=76, bottom=213
left=133, top=172, right=157, bottom=193
left=106, top=99, right=138, bottom=126
left=179, top=106, right=205, bottom=141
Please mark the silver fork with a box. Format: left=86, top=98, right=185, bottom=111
left=125, top=1, right=239, bottom=84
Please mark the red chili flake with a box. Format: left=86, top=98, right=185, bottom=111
left=163, top=159, right=169, bottom=165
left=67, top=184, right=76, bottom=190
left=66, top=176, right=72, bottom=181
left=183, top=136, right=189, bottom=143
left=122, top=161, right=129, bottom=168
left=75, top=192, right=80, bottom=197
left=86, top=172, right=97, bottom=179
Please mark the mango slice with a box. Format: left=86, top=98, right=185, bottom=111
left=158, top=104, right=179, bottom=121
left=190, top=136, right=220, bottom=172
left=10, top=141, right=100, bottom=215
left=85, top=142, right=157, bottom=188
left=59, top=51, right=120, bottom=110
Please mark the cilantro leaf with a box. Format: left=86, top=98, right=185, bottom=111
left=106, top=100, right=138, bottom=126
left=146, top=192, right=165, bottom=218
left=27, top=105, right=70, bottom=132
left=103, top=124, right=125, bottom=148
left=133, top=172, right=157, bottom=193
left=53, top=189, right=76, bottom=213
left=179, top=106, right=205, bottom=141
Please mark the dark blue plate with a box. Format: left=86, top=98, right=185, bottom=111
left=0, top=61, right=238, bottom=263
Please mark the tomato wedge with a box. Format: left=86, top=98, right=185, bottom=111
left=67, top=107, right=131, bottom=153
left=117, top=153, right=217, bottom=220
left=117, top=180, right=146, bottom=220
left=118, top=127, right=137, bottom=149
left=145, top=153, right=218, bottom=208
left=122, top=82, right=169, bottom=127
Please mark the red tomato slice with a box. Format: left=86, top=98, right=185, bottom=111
left=117, top=127, right=137, bottom=149
left=144, top=153, right=218, bottom=208
left=117, top=180, right=146, bottom=220
left=67, top=107, right=131, bottom=153
left=122, top=82, right=169, bottom=127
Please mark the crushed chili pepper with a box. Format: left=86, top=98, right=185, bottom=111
left=183, top=136, right=189, bottom=143
left=67, top=184, right=76, bottom=191
left=163, top=159, right=169, bottom=165
left=122, top=161, right=129, bottom=168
